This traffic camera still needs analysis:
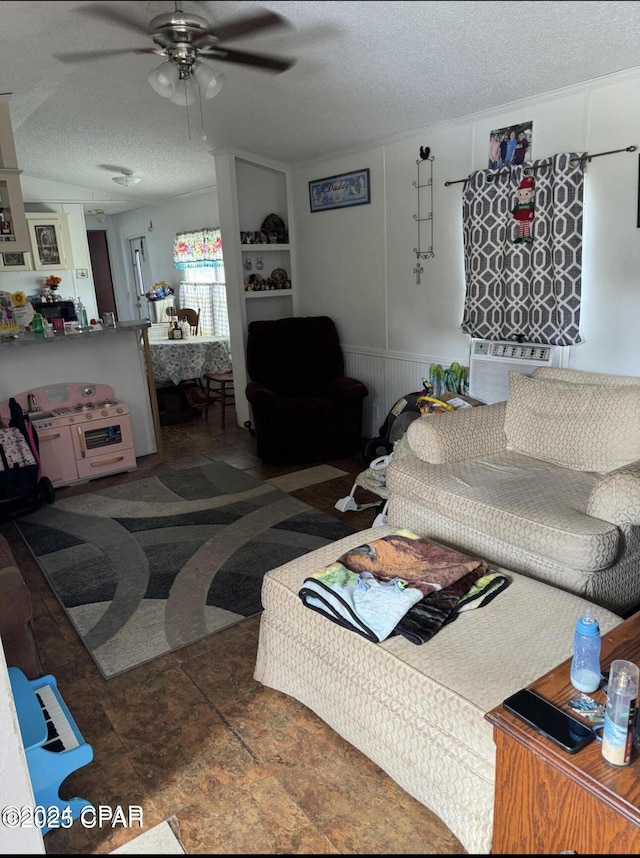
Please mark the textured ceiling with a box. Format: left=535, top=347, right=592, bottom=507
left=2, top=1, right=640, bottom=215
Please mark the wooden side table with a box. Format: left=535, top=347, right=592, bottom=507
left=486, top=611, right=640, bottom=854
left=203, top=371, right=234, bottom=428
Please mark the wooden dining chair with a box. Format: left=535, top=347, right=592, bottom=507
left=176, top=308, right=201, bottom=336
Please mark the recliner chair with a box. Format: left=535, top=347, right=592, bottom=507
left=245, top=316, right=368, bottom=465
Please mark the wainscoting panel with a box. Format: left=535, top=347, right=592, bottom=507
left=343, top=349, right=462, bottom=438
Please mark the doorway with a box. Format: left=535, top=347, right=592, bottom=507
left=87, top=230, right=117, bottom=321
left=128, top=236, right=152, bottom=321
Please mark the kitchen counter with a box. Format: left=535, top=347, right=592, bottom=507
left=0, top=321, right=158, bottom=460
left=0, top=319, right=150, bottom=348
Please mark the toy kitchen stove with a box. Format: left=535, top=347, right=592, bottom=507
left=0, top=383, right=137, bottom=488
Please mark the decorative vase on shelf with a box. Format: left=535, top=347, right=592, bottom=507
left=44, top=277, right=62, bottom=302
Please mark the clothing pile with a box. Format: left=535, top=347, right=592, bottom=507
left=299, top=529, right=510, bottom=644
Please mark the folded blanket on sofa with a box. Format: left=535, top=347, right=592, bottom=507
left=299, top=564, right=423, bottom=643
left=336, top=528, right=487, bottom=596
left=393, top=569, right=511, bottom=645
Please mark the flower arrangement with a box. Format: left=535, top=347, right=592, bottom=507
left=10, top=290, right=27, bottom=308
left=145, top=281, right=175, bottom=301
left=0, top=289, right=34, bottom=332
left=45, top=275, right=62, bottom=289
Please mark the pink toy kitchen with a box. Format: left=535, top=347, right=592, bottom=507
left=0, top=383, right=137, bottom=488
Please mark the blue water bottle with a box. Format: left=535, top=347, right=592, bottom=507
left=570, top=606, right=601, bottom=693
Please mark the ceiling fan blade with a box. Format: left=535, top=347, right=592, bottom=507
left=202, top=10, right=292, bottom=45
left=53, top=47, right=162, bottom=63
left=75, top=3, right=150, bottom=37
left=199, top=46, right=295, bottom=73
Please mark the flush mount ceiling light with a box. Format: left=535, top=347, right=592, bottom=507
left=112, top=172, right=142, bottom=187
left=87, top=208, right=107, bottom=223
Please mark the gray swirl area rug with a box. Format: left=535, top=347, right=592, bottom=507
left=15, top=462, right=356, bottom=679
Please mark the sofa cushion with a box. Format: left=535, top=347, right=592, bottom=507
left=504, top=372, right=640, bottom=473
left=386, top=453, right=618, bottom=571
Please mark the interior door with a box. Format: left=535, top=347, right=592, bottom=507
left=87, top=230, right=117, bottom=321
left=128, top=237, right=152, bottom=320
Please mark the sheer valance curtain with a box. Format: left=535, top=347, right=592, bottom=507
left=461, top=153, right=585, bottom=346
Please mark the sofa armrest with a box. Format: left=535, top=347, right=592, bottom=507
left=586, top=460, right=640, bottom=526
left=406, top=400, right=507, bottom=464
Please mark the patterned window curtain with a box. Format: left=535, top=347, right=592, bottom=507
left=461, top=153, right=585, bottom=345
left=173, top=228, right=223, bottom=269
left=179, top=280, right=230, bottom=337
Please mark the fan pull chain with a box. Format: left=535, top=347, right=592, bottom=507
left=198, top=86, right=207, bottom=142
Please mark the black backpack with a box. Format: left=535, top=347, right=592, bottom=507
left=363, top=391, right=423, bottom=463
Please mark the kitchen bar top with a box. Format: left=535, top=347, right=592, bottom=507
left=0, top=320, right=151, bottom=348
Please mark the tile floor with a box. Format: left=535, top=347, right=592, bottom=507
left=1, top=404, right=465, bottom=854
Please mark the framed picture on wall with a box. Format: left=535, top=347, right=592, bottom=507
left=309, top=168, right=370, bottom=213
left=0, top=250, right=32, bottom=271
left=488, top=122, right=533, bottom=170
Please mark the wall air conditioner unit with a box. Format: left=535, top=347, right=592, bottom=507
left=468, top=338, right=564, bottom=403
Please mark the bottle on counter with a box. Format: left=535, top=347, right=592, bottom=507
left=180, top=316, right=190, bottom=339
left=570, top=606, right=601, bottom=693
left=602, top=659, right=639, bottom=766
left=75, top=298, right=89, bottom=328
left=172, top=320, right=182, bottom=339
left=31, top=313, right=45, bottom=336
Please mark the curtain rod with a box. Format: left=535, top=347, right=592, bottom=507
left=444, top=144, right=637, bottom=187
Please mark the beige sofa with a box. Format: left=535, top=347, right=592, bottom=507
left=386, top=367, right=640, bottom=615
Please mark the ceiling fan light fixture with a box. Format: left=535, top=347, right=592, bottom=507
left=112, top=172, right=142, bottom=187
left=169, top=79, right=197, bottom=106
left=193, top=65, right=225, bottom=99
left=148, top=60, right=180, bottom=97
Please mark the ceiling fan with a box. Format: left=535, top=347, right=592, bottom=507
left=54, top=2, right=297, bottom=94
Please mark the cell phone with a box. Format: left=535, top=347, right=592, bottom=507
left=503, top=688, right=595, bottom=753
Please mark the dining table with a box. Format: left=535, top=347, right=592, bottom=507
left=147, top=331, right=232, bottom=386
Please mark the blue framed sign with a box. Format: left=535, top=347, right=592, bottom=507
left=309, top=168, right=370, bottom=213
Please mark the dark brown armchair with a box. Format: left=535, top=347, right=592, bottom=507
left=245, top=316, right=368, bottom=465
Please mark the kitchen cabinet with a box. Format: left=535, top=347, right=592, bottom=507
left=26, top=213, right=74, bottom=271
left=0, top=102, right=30, bottom=254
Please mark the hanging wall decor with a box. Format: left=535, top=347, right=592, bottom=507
left=413, top=147, right=434, bottom=267
left=309, top=168, right=370, bottom=212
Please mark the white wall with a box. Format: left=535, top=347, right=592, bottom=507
left=112, top=189, right=220, bottom=319
left=292, top=68, right=640, bottom=430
